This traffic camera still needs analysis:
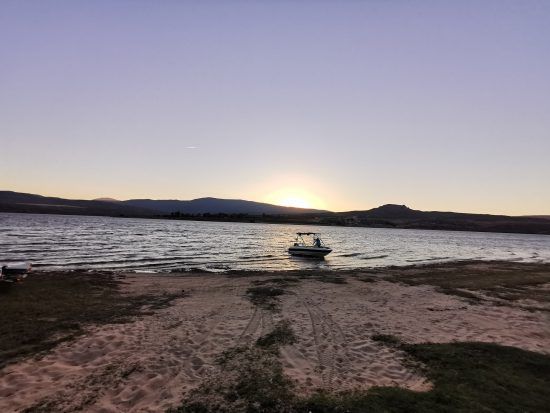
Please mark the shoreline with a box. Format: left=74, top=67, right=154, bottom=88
left=25, top=258, right=550, bottom=275
left=1, top=261, right=549, bottom=412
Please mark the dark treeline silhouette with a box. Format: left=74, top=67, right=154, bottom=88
left=163, top=205, right=550, bottom=235
left=2, top=191, right=550, bottom=235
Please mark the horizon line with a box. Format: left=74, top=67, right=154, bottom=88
left=1, top=189, right=548, bottom=217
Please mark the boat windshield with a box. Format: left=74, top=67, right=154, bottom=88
left=294, top=233, right=326, bottom=247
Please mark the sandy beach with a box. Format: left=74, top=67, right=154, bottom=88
left=1, top=261, right=549, bottom=412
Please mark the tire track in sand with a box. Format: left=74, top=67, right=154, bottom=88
left=238, top=307, right=261, bottom=343
left=237, top=306, right=274, bottom=345
left=299, top=295, right=352, bottom=389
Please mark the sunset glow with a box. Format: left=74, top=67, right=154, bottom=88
left=265, top=188, right=325, bottom=210
left=278, top=197, right=311, bottom=209
left=1, top=2, right=549, bottom=215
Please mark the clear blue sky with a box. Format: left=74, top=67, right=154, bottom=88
left=1, top=1, right=549, bottom=214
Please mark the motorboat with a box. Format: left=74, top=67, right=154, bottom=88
left=0, top=262, right=31, bottom=283
left=288, top=232, right=332, bottom=258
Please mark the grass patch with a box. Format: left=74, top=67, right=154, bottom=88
left=0, top=271, right=178, bottom=368
left=252, top=277, right=301, bottom=287
left=357, top=275, right=378, bottom=283
left=172, top=346, right=296, bottom=413
left=172, top=340, right=550, bottom=412
left=298, top=342, right=550, bottom=412
left=315, top=275, right=347, bottom=284
left=256, top=320, right=297, bottom=350
left=172, top=318, right=297, bottom=412
left=385, top=261, right=550, bottom=308
left=371, top=334, right=402, bottom=347
left=171, top=263, right=550, bottom=412
left=246, top=276, right=300, bottom=312
left=246, top=285, right=286, bottom=311
left=298, top=274, right=347, bottom=284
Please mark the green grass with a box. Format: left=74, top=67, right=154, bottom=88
left=356, top=275, right=378, bottom=283
left=246, top=285, right=287, bottom=311
left=172, top=263, right=550, bottom=412
left=371, top=334, right=402, bottom=347
left=299, top=342, right=550, bottom=413
left=383, top=261, right=550, bottom=308
left=0, top=271, right=178, bottom=368
left=173, top=345, right=296, bottom=413
left=314, top=275, right=347, bottom=284
left=256, top=320, right=297, bottom=350
left=298, top=274, right=347, bottom=284
left=172, top=316, right=298, bottom=412
left=171, top=340, right=550, bottom=413
left=173, top=323, right=297, bottom=413
left=252, top=277, right=301, bottom=287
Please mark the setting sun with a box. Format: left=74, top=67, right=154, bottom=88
left=278, top=196, right=311, bottom=209
left=265, top=188, right=326, bottom=210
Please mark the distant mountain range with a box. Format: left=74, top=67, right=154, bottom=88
left=0, top=191, right=154, bottom=217
left=119, top=198, right=327, bottom=215
left=1, top=190, right=549, bottom=235
left=336, top=204, right=550, bottom=235
left=0, top=191, right=324, bottom=217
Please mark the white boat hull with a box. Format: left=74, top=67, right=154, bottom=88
left=288, top=246, right=332, bottom=258
left=1, top=262, right=31, bottom=282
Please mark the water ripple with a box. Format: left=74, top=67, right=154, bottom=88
left=1, top=212, right=549, bottom=272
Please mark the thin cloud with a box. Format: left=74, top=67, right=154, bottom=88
left=184, top=146, right=199, bottom=149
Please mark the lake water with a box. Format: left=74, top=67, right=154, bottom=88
left=1, top=213, right=549, bottom=272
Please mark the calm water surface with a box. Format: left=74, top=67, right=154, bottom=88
left=1, top=213, right=549, bottom=272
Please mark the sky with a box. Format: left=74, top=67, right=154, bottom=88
left=1, top=1, right=549, bottom=215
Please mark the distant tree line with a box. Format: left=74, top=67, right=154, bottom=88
left=161, top=211, right=346, bottom=226
left=157, top=211, right=550, bottom=235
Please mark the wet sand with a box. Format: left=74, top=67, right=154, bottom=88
left=0, top=261, right=549, bottom=412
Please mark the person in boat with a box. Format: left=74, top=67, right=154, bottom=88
left=314, top=237, right=321, bottom=247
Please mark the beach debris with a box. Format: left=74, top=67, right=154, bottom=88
left=0, top=262, right=31, bottom=283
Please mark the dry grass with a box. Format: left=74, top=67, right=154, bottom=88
left=0, top=271, right=179, bottom=368
left=375, top=261, right=550, bottom=309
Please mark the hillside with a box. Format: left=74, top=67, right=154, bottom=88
left=335, top=204, right=550, bottom=235
left=1, top=192, right=549, bottom=235
left=0, top=191, right=155, bottom=217
left=122, top=197, right=326, bottom=215
left=0, top=191, right=324, bottom=217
